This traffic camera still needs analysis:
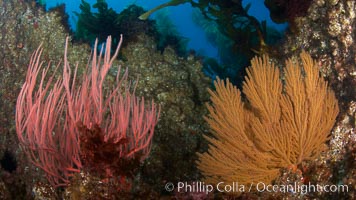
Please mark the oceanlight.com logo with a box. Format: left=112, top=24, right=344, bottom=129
left=164, top=181, right=349, bottom=195
left=255, top=182, right=349, bottom=195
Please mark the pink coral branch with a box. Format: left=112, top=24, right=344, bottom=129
left=16, top=35, right=160, bottom=187
left=16, top=44, right=81, bottom=187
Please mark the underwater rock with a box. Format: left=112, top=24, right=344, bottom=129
left=120, top=33, right=211, bottom=193
left=0, top=0, right=91, bottom=198
left=277, top=0, right=356, bottom=199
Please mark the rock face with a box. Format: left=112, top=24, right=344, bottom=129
left=281, top=0, right=356, bottom=102
left=0, top=1, right=89, bottom=198
left=120, top=33, right=211, bottom=191
left=274, top=0, right=356, bottom=199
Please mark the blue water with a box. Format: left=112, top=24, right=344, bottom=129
left=45, top=0, right=287, bottom=60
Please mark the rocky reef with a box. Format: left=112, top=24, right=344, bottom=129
left=120, top=33, right=211, bottom=194
left=0, top=0, right=91, bottom=198
left=266, top=0, right=356, bottom=199
left=0, top=0, right=355, bottom=199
